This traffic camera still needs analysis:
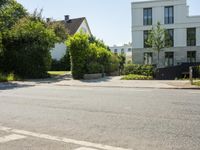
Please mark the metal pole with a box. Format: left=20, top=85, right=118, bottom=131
left=189, top=66, right=193, bottom=84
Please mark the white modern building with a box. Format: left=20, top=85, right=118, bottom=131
left=110, top=43, right=133, bottom=63
left=51, top=15, right=92, bottom=60
left=132, top=0, right=200, bottom=67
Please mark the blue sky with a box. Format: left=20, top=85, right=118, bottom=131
left=16, top=0, right=199, bottom=46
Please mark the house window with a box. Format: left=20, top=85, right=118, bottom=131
left=128, top=48, right=132, bottom=52
left=165, top=52, right=174, bottom=67
left=143, top=8, right=152, bottom=26
left=187, top=28, right=196, bottom=46
left=165, top=6, right=174, bottom=24
left=114, top=49, right=118, bottom=54
left=165, top=29, right=174, bottom=47
left=187, top=51, right=196, bottom=63
left=144, top=52, right=153, bottom=65
left=121, top=49, right=125, bottom=54
left=144, top=30, right=151, bottom=48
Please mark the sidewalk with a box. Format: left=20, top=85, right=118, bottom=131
left=54, top=76, right=199, bottom=89
left=1, top=76, right=199, bottom=90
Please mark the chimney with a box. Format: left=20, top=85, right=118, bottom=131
left=65, top=15, right=70, bottom=22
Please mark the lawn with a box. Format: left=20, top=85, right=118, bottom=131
left=121, top=74, right=153, bottom=80
left=192, top=80, right=200, bottom=86
left=48, top=71, right=70, bottom=76
left=0, top=73, right=20, bottom=82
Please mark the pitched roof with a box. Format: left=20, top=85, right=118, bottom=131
left=59, top=17, right=86, bottom=35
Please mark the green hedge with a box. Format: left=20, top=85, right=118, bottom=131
left=124, top=64, right=154, bottom=77
left=67, top=33, right=119, bottom=79
left=1, top=17, right=57, bottom=78
left=121, top=74, right=153, bottom=80
left=50, top=52, right=71, bottom=71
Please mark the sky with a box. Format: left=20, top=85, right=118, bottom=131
left=16, top=0, right=199, bottom=46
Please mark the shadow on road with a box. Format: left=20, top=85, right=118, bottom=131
left=0, top=83, right=35, bottom=90
left=79, top=76, right=114, bottom=83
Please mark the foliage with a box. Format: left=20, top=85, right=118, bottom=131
left=0, top=72, right=19, bottom=82
left=124, top=64, right=154, bottom=77
left=0, top=0, right=27, bottom=31
left=50, top=53, right=71, bottom=71
left=192, top=81, right=200, bottom=86
left=47, top=21, right=68, bottom=43
left=67, top=33, right=119, bottom=79
left=1, top=17, right=57, bottom=78
left=87, top=63, right=102, bottom=74
left=121, top=74, right=153, bottom=80
left=67, top=33, right=90, bottom=79
left=118, top=54, right=126, bottom=74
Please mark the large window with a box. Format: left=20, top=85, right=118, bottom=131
left=165, top=29, right=174, bottom=47
left=144, top=52, right=153, bottom=65
left=143, top=8, right=152, bottom=26
left=114, top=49, right=118, bottom=54
left=144, top=30, right=151, bottom=48
left=187, top=51, right=196, bottom=63
left=165, top=6, right=174, bottom=24
left=165, top=52, right=174, bottom=67
left=187, top=28, right=196, bottom=46
left=121, top=49, right=125, bottom=54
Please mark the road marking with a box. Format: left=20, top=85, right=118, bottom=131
left=74, top=147, right=99, bottom=150
left=0, top=126, right=132, bottom=150
left=0, top=134, right=26, bottom=143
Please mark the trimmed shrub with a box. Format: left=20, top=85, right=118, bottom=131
left=67, top=33, right=90, bottom=79
left=124, top=64, right=154, bottom=76
left=87, top=63, right=102, bottom=74
left=67, top=33, right=119, bottom=79
left=121, top=74, right=153, bottom=80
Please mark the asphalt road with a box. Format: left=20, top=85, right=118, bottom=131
left=0, top=84, right=200, bottom=150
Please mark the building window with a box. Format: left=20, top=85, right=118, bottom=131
left=144, top=52, right=153, bottom=65
left=187, top=28, right=196, bottom=46
left=187, top=51, right=196, bottom=63
left=144, top=30, right=151, bottom=48
left=165, top=52, right=174, bottom=67
left=143, top=8, right=152, bottom=26
left=121, top=49, right=125, bottom=54
left=114, top=49, right=118, bottom=54
left=165, top=6, right=174, bottom=24
left=165, top=29, right=174, bottom=47
left=128, top=48, right=132, bottom=52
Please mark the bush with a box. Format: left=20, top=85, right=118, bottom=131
left=67, top=33, right=89, bottom=79
left=87, top=63, right=102, bottom=74
left=50, top=52, right=71, bottom=71
left=124, top=64, right=154, bottom=76
left=1, top=17, right=57, bottom=78
left=121, top=74, right=153, bottom=80
left=67, top=33, right=119, bottom=79
left=0, top=73, right=19, bottom=82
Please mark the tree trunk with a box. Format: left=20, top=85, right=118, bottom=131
left=157, top=51, right=160, bottom=68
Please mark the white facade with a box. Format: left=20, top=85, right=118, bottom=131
left=132, top=0, right=200, bottom=67
left=51, top=18, right=92, bottom=60
left=110, top=43, right=133, bottom=63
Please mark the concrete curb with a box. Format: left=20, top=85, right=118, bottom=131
left=54, top=84, right=200, bottom=90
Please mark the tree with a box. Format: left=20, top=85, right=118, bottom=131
left=118, top=54, right=126, bottom=74
left=0, top=0, right=27, bottom=31
left=147, top=22, right=169, bottom=67
left=1, top=17, right=57, bottom=78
